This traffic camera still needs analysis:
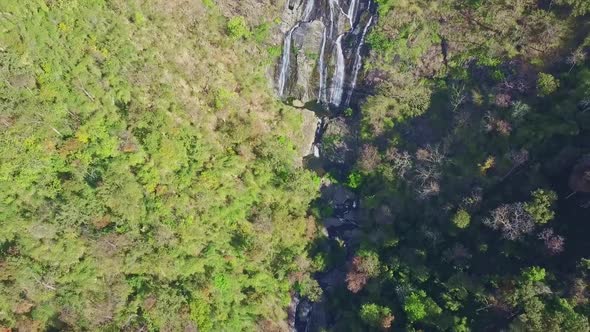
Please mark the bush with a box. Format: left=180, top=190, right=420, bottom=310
left=524, top=189, right=557, bottom=224
left=227, top=16, right=250, bottom=39
left=360, top=303, right=393, bottom=328
left=537, top=73, right=560, bottom=96
left=404, top=290, right=442, bottom=322
left=296, top=275, right=323, bottom=302
left=452, top=209, right=471, bottom=229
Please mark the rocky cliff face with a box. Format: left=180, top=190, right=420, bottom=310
left=276, top=0, right=376, bottom=107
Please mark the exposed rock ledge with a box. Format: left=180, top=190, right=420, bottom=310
left=297, top=108, right=320, bottom=161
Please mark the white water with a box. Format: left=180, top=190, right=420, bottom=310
left=318, top=27, right=328, bottom=103
left=302, top=0, right=314, bottom=21
left=328, top=0, right=335, bottom=38
left=313, top=144, right=320, bottom=158
left=330, top=34, right=346, bottom=106
left=345, top=15, right=373, bottom=105
left=278, top=25, right=299, bottom=97
left=347, top=0, right=358, bottom=27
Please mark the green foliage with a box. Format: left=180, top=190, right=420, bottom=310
left=0, top=1, right=318, bottom=330
left=203, top=0, right=216, bottom=9
left=522, top=266, right=547, bottom=283
left=452, top=209, right=471, bottom=229
left=524, top=189, right=558, bottom=224
left=227, top=16, right=250, bottom=39
left=357, top=250, right=381, bottom=277
left=332, top=1, right=590, bottom=330
left=359, top=303, right=392, bottom=327
left=404, top=291, right=428, bottom=322
left=253, top=22, right=271, bottom=43
left=296, top=275, right=323, bottom=302
left=537, top=73, right=560, bottom=96
left=347, top=171, right=363, bottom=189
left=367, top=31, right=395, bottom=53
left=267, top=45, right=283, bottom=58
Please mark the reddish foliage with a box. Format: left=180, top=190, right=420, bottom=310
left=495, top=93, right=512, bottom=108
left=346, top=270, right=368, bottom=293
left=381, top=314, right=395, bottom=329
left=346, top=256, right=375, bottom=293
left=538, top=228, right=565, bottom=254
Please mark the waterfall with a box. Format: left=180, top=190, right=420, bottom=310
left=345, top=15, right=373, bottom=106
left=277, top=0, right=375, bottom=106
left=318, top=26, right=328, bottom=103
left=302, top=0, right=314, bottom=21
left=278, top=24, right=299, bottom=96
left=348, top=0, right=358, bottom=26
left=330, top=34, right=345, bottom=106
left=328, top=0, right=335, bottom=38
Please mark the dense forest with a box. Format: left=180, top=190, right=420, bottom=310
left=1, top=0, right=589, bottom=331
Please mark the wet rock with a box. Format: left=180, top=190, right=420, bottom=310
left=308, top=300, right=328, bottom=332
left=320, top=117, right=355, bottom=165
left=319, top=269, right=346, bottom=289
left=290, top=20, right=325, bottom=102
left=288, top=295, right=300, bottom=332
left=323, top=217, right=345, bottom=228
left=321, top=183, right=355, bottom=207
left=295, top=299, right=313, bottom=330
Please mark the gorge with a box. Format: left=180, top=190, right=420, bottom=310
left=276, top=1, right=377, bottom=330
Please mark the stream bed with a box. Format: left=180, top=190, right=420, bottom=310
left=276, top=1, right=378, bottom=330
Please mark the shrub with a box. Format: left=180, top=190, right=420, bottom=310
left=360, top=303, right=393, bottom=328
left=537, top=73, right=560, bottom=96
left=524, top=189, right=557, bottom=224
left=227, top=16, right=250, bottom=39
left=452, top=209, right=471, bottom=229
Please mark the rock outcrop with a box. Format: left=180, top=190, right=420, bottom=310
left=295, top=108, right=321, bottom=161
left=291, top=20, right=325, bottom=102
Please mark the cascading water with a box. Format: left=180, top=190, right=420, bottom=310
left=277, top=0, right=375, bottom=108
left=345, top=14, right=373, bottom=105
left=330, top=34, right=345, bottom=106
left=347, top=0, right=358, bottom=27
left=278, top=24, right=299, bottom=97
left=302, top=0, right=315, bottom=20
left=318, top=27, right=328, bottom=103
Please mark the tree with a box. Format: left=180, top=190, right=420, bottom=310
left=524, top=189, right=557, bottom=224
left=360, top=303, right=394, bottom=329
left=484, top=203, right=535, bottom=240
left=296, top=275, right=323, bottom=302
left=227, top=16, right=250, bottom=39
left=537, top=73, right=560, bottom=96
left=452, top=209, right=471, bottom=229
left=358, top=144, right=381, bottom=172
left=566, top=47, right=586, bottom=73
left=346, top=251, right=380, bottom=293
left=404, top=290, right=442, bottom=323
left=538, top=228, right=565, bottom=254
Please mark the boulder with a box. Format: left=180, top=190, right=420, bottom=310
left=294, top=108, right=320, bottom=161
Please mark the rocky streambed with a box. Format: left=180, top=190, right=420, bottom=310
left=275, top=1, right=378, bottom=331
